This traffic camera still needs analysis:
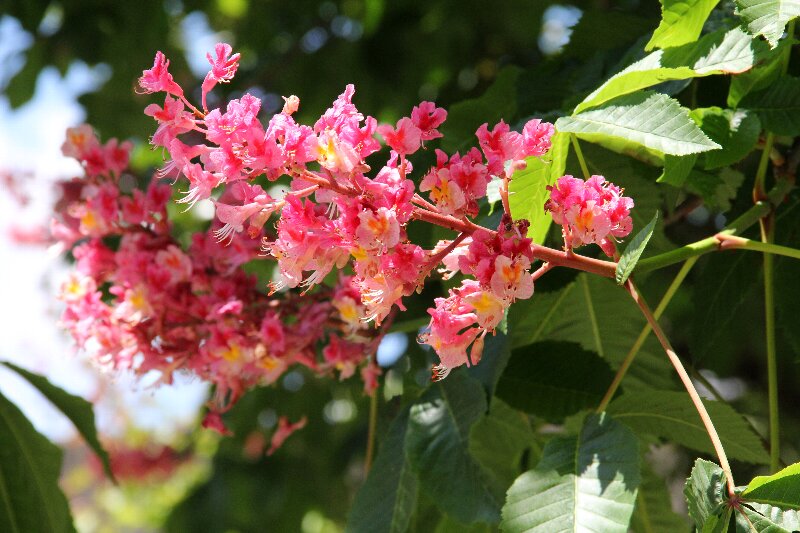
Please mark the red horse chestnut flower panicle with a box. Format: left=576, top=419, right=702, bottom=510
left=545, top=174, right=634, bottom=256
left=55, top=42, right=571, bottom=438
left=420, top=217, right=535, bottom=379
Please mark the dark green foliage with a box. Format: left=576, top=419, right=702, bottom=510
left=0, top=390, right=75, bottom=533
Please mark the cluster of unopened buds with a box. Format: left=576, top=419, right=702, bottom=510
left=54, top=42, right=634, bottom=439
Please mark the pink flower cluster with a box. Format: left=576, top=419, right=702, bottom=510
left=55, top=42, right=567, bottom=434
left=133, top=43, right=554, bottom=377
left=422, top=216, right=535, bottom=379
left=545, top=175, right=634, bottom=256
left=54, top=126, right=383, bottom=432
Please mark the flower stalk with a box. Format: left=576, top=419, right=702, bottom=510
left=625, top=279, right=736, bottom=497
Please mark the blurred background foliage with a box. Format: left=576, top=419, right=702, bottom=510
left=4, top=0, right=800, bottom=531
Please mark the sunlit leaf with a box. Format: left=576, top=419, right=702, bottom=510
left=735, top=0, right=800, bottom=47
left=557, top=92, right=720, bottom=156
left=647, top=0, right=720, bottom=50
left=501, top=413, right=640, bottom=532
left=742, top=462, right=800, bottom=509
left=684, top=459, right=729, bottom=532
left=580, top=27, right=766, bottom=112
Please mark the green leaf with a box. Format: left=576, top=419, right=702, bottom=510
left=728, top=39, right=789, bottom=106
left=607, top=391, right=770, bottom=464
left=509, top=274, right=676, bottom=391
left=684, top=459, right=729, bottom=531
left=405, top=371, right=500, bottom=524
left=616, top=211, right=659, bottom=285
left=735, top=502, right=800, bottom=531
left=646, top=0, right=720, bottom=50
left=579, top=27, right=766, bottom=112
left=691, top=108, right=761, bottom=169
left=740, top=76, right=800, bottom=135
left=346, top=409, right=417, bottom=533
left=433, top=515, right=491, bottom=533
left=690, top=233, right=760, bottom=359
left=631, top=462, right=690, bottom=532
left=0, top=389, right=75, bottom=533
left=469, top=399, right=538, bottom=495
left=486, top=176, right=503, bottom=215
left=557, top=92, right=720, bottom=156
left=501, top=413, right=640, bottom=532
left=508, top=157, right=552, bottom=241
left=508, top=131, right=569, bottom=245
left=1, top=362, right=114, bottom=482
left=684, top=167, right=746, bottom=212
left=657, top=154, right=697, bottom=186
left=742, top=462, right=800, bottom=509
left=439, top=66, right=521, bottom=153
left=735, top=0, right=800, bottom=47
left=495, top=341, right=615, bottom=421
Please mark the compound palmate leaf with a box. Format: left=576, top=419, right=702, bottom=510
left=607, top=391, right=770, bottom=464
left=736, top=0, right=800, bottom=47
left=405, top=371, right=501, bottom=524
left=501, top=413, right=640, bottom=533
left=0, top=390, right=75, bottom=533
left=346, top=409, right=417, bottom=533
left=557, top=92, right=720, bottom=156
left=742, top=462, right=800, bottom=509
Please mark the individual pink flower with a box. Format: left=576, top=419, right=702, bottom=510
left=202, top=43, right=241, bottom=111
left=522, top=119, right=555, bottom=156
left=144, top=95, right=195, bottom=147
left=411, top=101, right=447, bottom=140
left=267, top=416, right=307, bottom=456
left=355, top=207, right=401, bottom=253
left=138, top=51, right=183, bottom=97
left=377, top=117, right=422, bottom=156
left=62, top=124, right=100, bottom=161
left=476, top=120, right=523, bottom=175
